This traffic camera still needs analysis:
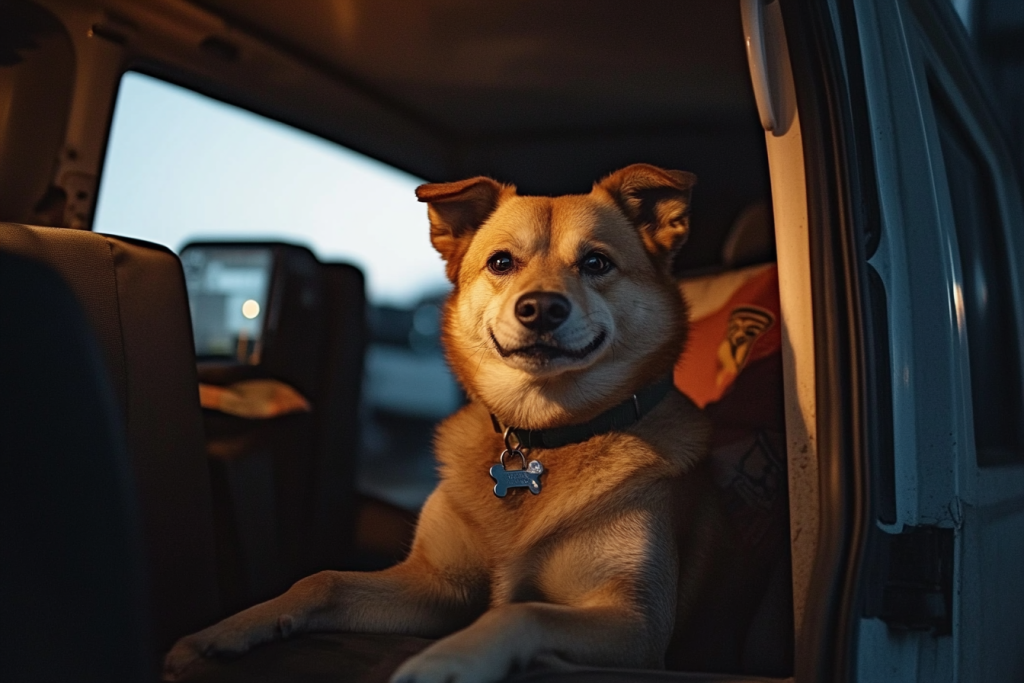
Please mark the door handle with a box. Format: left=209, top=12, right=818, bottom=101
left=741, top=0, right=796, bottom=134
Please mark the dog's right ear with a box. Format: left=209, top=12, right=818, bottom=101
left=416, top=177, right=510, bottom=281
left=597, top=164, right=697, bottom=266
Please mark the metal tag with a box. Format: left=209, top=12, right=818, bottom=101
left=490, top=449, right=544, bottom=497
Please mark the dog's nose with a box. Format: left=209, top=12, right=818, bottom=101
left=515, top=291, right=571, bottom=332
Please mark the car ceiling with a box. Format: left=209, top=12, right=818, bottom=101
left=191, top=0, right=758, bottom=138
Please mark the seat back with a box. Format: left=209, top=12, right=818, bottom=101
left=0, top=250, right=151, bottom=682
left=190, top=246, right=367, bottom=609
left=311, top=262, right=367, bottom=568
left=0, top=223, right=221, bottom=656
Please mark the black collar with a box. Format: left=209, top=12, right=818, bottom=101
left=490, top=375, right=677, bottom=450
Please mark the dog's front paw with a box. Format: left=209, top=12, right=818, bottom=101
left=390, top=651, right=492, bottom=683
left=162, top=612, right=292, bottom=681
left=162, top=633, right=209, bottom=681
left=390, top=641, right=510, bottom=683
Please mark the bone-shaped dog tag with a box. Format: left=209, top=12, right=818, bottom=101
left=490, top=449, right=544, bottom=497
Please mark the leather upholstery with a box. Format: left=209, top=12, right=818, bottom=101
left=0, top=250, right=151, bottom=682
left=0, top=223, right=221, bottom=657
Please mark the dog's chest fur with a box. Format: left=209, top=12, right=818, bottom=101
left=433, top=395, right=709, bottom=605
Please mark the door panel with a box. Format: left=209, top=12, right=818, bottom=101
left=854, top=0, right=1024, bottom=681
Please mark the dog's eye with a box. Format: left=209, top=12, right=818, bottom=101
left=487, top=251, right=515, bottom=275
left=580, top=252, right=614, bottom=275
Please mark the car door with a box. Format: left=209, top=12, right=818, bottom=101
left=854, top=0, right=1024, bottom=681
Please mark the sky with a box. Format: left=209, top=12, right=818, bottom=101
left=93, top=71, right=449, bottom=307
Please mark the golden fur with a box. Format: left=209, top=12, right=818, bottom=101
left=164, top=164, right=720, bottom=683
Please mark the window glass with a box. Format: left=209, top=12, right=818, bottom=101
left=931, top=91, right=1024, bottom=465
left=94, top=72, right=447, bottom=306
left=94, top=71, right=456, bottom=507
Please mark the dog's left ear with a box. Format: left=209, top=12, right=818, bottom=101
left=416, top=176, right=511, bottom=281
left=597, top=163, right=697, bottom=263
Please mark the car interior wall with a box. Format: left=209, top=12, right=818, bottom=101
left=24, top=0, right=127, bottom=229
left=452, top=126, right=772, bottom=272
left=775, top=1, right=861, bottom=675
left=746, top=0, right=820, bottom=649
left=28, top=0, right=452, bottom=230
left=0, top=1, right=74, bottom=225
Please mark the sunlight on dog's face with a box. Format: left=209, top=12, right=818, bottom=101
left=455, top=195, right=662, bottom=379
left=418, top=164, right=695, bottom=429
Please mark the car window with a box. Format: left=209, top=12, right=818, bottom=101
left=94, top=71, right=458, bottom=508
left=94, top=72, right=447, bottom=306
left=930, top=89, right=1024, bottom=466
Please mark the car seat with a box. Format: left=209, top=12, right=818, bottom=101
left=313, top=263, right=369, bottom=568
left=670, top=202, right=792, bottom=676
left=0, top=223, right=222, bottom=665
left=187, top=244, right=367, bottom=611
left=0, top=250, right=151, bottom=682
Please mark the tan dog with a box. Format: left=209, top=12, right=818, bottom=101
left=164, top=164, right=721, bottom=683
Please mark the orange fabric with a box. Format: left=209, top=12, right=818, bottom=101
left=675, top=265, right=781, bottom=409
left=673, top=264, right=791, bottom=659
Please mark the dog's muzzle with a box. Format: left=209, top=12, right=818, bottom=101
left=490, top=329, right=607, bottom=362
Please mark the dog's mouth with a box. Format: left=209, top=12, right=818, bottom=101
left=490, top=329, right=607, bottom=363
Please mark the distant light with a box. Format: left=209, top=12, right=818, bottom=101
left=242, top=299, right=260, bottom=319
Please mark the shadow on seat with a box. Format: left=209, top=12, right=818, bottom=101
left=0, top=250, right=151, bottom=681
left=0, top=223, right=222, bottom=670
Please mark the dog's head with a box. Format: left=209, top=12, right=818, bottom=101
left=417, top=163, right=695, bottom=429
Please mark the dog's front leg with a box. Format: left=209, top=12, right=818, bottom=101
left=164, top=489, right=487, bottom=680
left=389, top=601, right=659, bottom=683
left=391, top=508, right=677, bottom=683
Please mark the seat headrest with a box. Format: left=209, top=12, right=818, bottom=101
left=182, top=241, right=327, bottom=397
left=721, top=202, right=775, bottom=269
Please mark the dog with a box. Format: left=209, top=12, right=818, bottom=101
left=164, top=163, right=723, bottom=683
